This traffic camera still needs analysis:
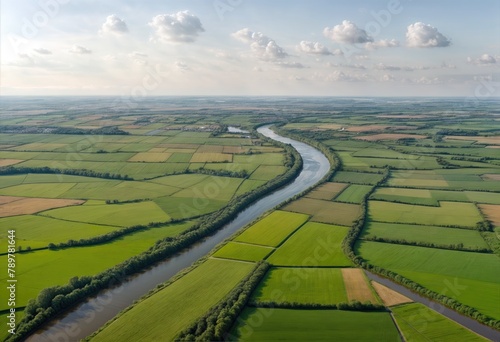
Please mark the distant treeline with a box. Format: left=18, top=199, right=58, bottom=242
left=0, top=125, right=129, bottom=135
left=0, top=166, right=132, bottom=180
left=249, top=300, right=385, bottom=312
left=8, top=134, right=303, bottom=342
left=176, top=261, right=270, bottom=341
left=362, top=236, right=492, bottom=253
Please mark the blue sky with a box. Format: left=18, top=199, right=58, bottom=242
left=1, top=0, right=499, bottom=96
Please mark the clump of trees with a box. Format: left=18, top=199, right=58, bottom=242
left=176, top=262, right=269, bottom=341
left=363, top=236, right=491, bottom=253
left=0, top=166, right=132, bottom=180
left=248, top=300, right=385, bottom=312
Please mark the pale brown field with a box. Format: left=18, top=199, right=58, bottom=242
left=223, top=146, right=246, bottom=154
left=446, top=136, right=500, bottom=145
left=356, top=133, right=427, bottom=141
left=341, top=268, right=377, bottom=304
left=482, top=174, right=500, bottom=181
left=0, top=159, right=24, bottom=167
left=346, top=125, right=390, bottom=132
left=478, top=204, right=500, bottom=226
left=0, top=196, right=24, bottom=205
left=284, top=198, right=361, bottom=226
left=0, top=198, right=84, bottom=217
left=371, top=281, right=412, bottom=307
left=306, top=182, right=348, bottom=200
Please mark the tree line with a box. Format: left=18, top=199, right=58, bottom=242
left=249, top=300, right=385, bottom=312
left=0, top=166, right=132, bottom=180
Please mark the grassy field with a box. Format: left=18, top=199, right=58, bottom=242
left=357, top=241, right=500, bottom=318
left=91, top=259, right=254, bottom=342
left=361, top=222, right=490, bottom=249
left=284, top=198, right=362, bottom=226
left=331, top=171, right=384, bottom=185
left=305, top=182, right=348, bottom=200
left=392, top=303, right=487, bottom=341
left=267, top=222, right=352, bottom=266
left=234, top=211, right=309, bottom=247
left=341, top=268, right=378, bottom=304
left=335, top=184, right=373, bottom=203
left=249, top=165, right=287, bottom=181
left=0, top=220, right=194, bottom=311
left=251, top=267, right=348, bottom=305
left=230, top=308, right=401, bottom=341
left=212, top=242, right=274, bottom=262
left=368, top=201, right=483, bottom=228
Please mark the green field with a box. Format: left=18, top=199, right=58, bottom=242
left=331, top=171, right=384, bottom=185
left=357, top=241, right=500, bottom=318
left=212, top=242, right=274, bottom=262
left=368, top=201, right=483, bottom=228
left=41, top=201, right=171, bottom=227
left=267, top=222, right=352, bottom=266
left=91, top=259, right=254, bottom=342
left=305, top=182, right=348, bottom=200
left=284, top=198, right=362, bottom=226
left=392, top=303, right=487, bottom=341
left=361, top=222, right=490, bottom=249
left=335, top=184, right=373, bottom=203
left=0, top=220, right=194, bottom=311
left=387, top=171, right=500, bottom=191
left=235, top=211, right=309, bottom=247
left=252, top=267, right=348, bottom=304
left=230, top=308, right=401, bottom=341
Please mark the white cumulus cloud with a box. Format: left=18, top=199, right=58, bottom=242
left=365, top=39, right=399, bottom=50
left=467, top=54, right=497, bottom=65
left=101, top=15, right=128, bottom=35
left=149, top=11, right=204, bottom=43
left=33, top=48, right=52, bottom=55
left=232, top=28, right=288, bottom=61
left=297, top=41, right=332, bottom=55
left=406, top=22, right=451, bottom=48
left=69, top=45, right=92, bottom=54
left=323, top=20, right=373, bottom=44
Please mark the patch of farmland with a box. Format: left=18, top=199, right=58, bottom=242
left=40, top=201, right=171, bottom=227
left=478, top=204, right=500, bottom=226
left=0, top=197, right=84, bottom=217
left=305, top=182, right=348, bottom=200
left=172, top=176, right=243, bottom=202
left=234, top=179, right=266, bottom=196
left=212, top=242, right=274, bottom=262
left=0, top=182, right=77, bottom=198
left=392, top=303, right=487, bottom=342
left=190, top=152, right=232, bottom=163
left=251, top=268, right=348, bottom=305
left=361, top=222, right=490, bottom=249
left=165, top=152, right=193, bottom=163
left=153, top=196, right=226, bottom=219
left=235, top=211, right=309, bottom=247
left=356, top=133, right=427, bottom=141
left=368, top=201, right=483, bottom=228
left=371, top=282, right=412, bottom=307
left=283, top=198, right=362, bottom=226
left=267, top=222, right=351, bottom=267
left=335, top=184, right=372, bottom=204
left=341, top=268, right=378, bottom=304
left=128, top=152, right=172, bottom=162
left=147, top=174, right=208, bottom=188
left=352, top=148, right=419, bottom=159
left=230, top=308, right=400, bottom=341
left=332, top=171, right=384, bottom=185
left=0, top=159, right=23, bottom=167
left=90, top=259, right=253, bottom=342
left=196, top=145, right=224, bottom=153
left=249, top=165, right=287, bottom=181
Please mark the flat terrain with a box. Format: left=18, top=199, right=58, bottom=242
left=371, top=281, right=412, bottom=307
left=341, top=268, right=378, bottom=304
left=284, top=198, right=361, bottom=226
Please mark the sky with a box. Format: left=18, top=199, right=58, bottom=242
left=1, top=0, right=499, bottom=97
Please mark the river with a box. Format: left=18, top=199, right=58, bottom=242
left=27, top=125, right=331, bottom=341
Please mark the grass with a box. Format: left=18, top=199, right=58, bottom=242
left=230, top=308, right=401, bottom=341
left=361, top=222, right=490, bottom=249
left=40, top=201, right=171, bottom=227
left=91, top=259, right=254, bottom=342
left=331, top=171, right=384, bottom=185
left=305, top=182, right=348, bottom=200
left=172, top=176, right=243, bottom=202
left=251, top=267, right=348, bottom=305
left=0, top=215, right=118, bottom=249
left=128, top=152, right=172, bottom=162
left=213, top=242, right=274, bottom=262
left=0, top=182, right=76, bottom=198
left=335, top=184, right=373, bottom=203
left=249, top=165, right=287, bottom=181
left=153, top=196, right=227, bottom=219
left=392, top=303, right=487, bottom=341
left=190, top=152, right=232, bottom=163
left=284, top=198, right=362, bottom=226
left=235, top=211, right=309, bottom=247
left=267, top=222, right=352, bottom=266
left=368, top=201, right=483, bottom=228
left=356, top=241, right=500, bottom=319
left=0, top=220, right=194, bottom=311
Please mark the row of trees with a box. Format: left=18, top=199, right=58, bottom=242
left=249, top=300, right=385, bottom=312
left=175, top=262, right=270, bottom=341
left=9, top=132, right=303, bottom=342
left=0, top=125, right=129, bottom=135
left=186, top=167, right=249, bottom=179
left=363, top=236, right=492, bottom=253
left=0, top=166, right=132, bottom=180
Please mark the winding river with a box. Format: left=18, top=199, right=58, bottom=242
left=27, top=126, right=331, bottom=341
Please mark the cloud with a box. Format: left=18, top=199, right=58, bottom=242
left=381, top=74, right=395, bottom=82
left=323, top=20, right=373, bottom=44
left=406, top=22, right=451, bottom=48
left=297, top=41, right=332, bottom=55
left=174, top=61, right=189, bottom=71
left=149, top=11, right=204, bottom=43
left=232, top=28, right=288, bottom=61
left=101, top=15, right=128, bottom=36
left=33, top=48, right=52, bottom=55
left=326, top=71, right=370, bottom=82
left=276, top=61, right=306, bottom=69
left=375, top=63, right=415, bottom=71
left=69, top=45, right=92, bottom=54
left=365, top=39, right=399, bottom=50
left=467, top=54, right=497, bottom=65
left=327, top=62, right=366, bottom=70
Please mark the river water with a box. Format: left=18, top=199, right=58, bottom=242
left=27, top=125, right=330, bottom=341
